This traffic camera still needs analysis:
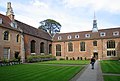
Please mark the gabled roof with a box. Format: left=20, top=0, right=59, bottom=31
left=53, top=27, right=120, bottom=42
left=0, top=13, right=52, bottom=41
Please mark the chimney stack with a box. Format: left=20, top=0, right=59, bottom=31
left=6, top=2, right=14, bottom=21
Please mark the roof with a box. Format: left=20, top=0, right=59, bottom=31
left=0, top=13, right=19, bottom=31
left=53, top=27, right=120, bottom=42
left=15, top=20, right=52, bottom=41
left=0, top=13, right=52, bottom=41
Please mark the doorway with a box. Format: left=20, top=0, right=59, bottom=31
left=93, top=52, right=98, bottom=59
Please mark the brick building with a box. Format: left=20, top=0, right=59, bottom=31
left=53, top=15, right=120, bottom=60
left=0, top=2, right=120, bottom=62
left=0, top=2, right=52, bottom=62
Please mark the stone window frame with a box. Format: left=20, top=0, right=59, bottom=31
left=0, top=18, right=3, bottom=24
left=3, top=31, right=10, bottom=41
left=58, top=36, right=62, bottom=40
left=100, top=32, right=106, bottom=37
left=113, top=31, right=119, bottom=36
left=67, top=42, right=73, bottom=52
left=80, top=42, right=86, bottom=51
left=67, top=35, right=72, bottom=39
left=85, top=34, right=90, bottom=38
left=75, top=35, right=79, bottom=39
left=56, top=44, right=61, bottom=56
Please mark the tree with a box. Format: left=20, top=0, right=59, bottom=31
left=39, top=19, right=61, bottom=36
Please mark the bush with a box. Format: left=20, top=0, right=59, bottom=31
left=27, top=55, right=56, bottom=63
left=60, top=58, right=65, bottom=60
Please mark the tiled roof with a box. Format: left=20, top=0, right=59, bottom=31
left=15, top=20, right=52, bottom=41
left=0, top=13, right=52, bottom=41
left=0, top=13, right=19, bottom=31
left=53, top=27, right=120, bottom=42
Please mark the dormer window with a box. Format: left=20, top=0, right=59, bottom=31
left=58, top=36, right=62, bottom=40
left=100, top=32, right=106, bottom=37
left=0, top=18, right=2, bottom=24
left=68, top=35, right=72, bottom=39
left=113, top=31, right=119, bottom=36
left=75, top=35, right=79, bottom=38
left=85, top=34, right=90, bottom=38
left=10, top=21, right=17, bottom=28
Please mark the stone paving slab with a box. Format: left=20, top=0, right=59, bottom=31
left=70, top=61, right=104, bottom=81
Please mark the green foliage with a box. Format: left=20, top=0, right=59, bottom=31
left=59, top=58, right=65, bottom=60
left=39, top=19, right=61, bottom=36
left=0, top=64, right=83, bottom=81
left=27, top=55, right=56, bottom=63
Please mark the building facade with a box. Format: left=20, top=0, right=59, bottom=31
left=0, top=2, right=120, bottom=62
left=0, top=2, right=52, bottom=62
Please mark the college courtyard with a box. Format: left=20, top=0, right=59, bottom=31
left=0, top=60, right=120, bottom=81
left=0, top=1, right=120, bottom=81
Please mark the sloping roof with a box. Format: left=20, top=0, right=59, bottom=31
left=0, top=13, right=52, bottom=41
left=53, top=27, right=120, bottom=42
left=0, top=13, right=19, bottom=31
left=15, top=20, right=52, bottom=41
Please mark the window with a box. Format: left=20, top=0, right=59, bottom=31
left=113, top=31, right=119, bottom=36
left=100, top=32, right=106, bottom=37
left=107, top=50, right=116, bottom=56
left=31, top=40, right=36, bottom=53
left=107, top=40, right=115, bottom=48
left=4, top=31, right=9, bottom=40
left=93, top=41, right=97, bottom=46
left=10, top=21, right=17, bottom=28
left=68, top=35, right=72, bottom=39
left=68, top=42, right=73, bottom=52
left=80, top=42, right=85, bottom=51
left=49, top=44, right=52, bottom=54
left=40, top=42, right=44, bottom=53
left=3, top=48, right=10, bottom=59
left=85, top=34, right=90, bottom=38
left=0, top=18, right=2, bottom=24
left=16, top=34, right=20, bottom=42
left=56, top=44, right=61, bottom=56
left=58, top=36, right=61, bottom=40
left=75, top=35, right=79, bottom=38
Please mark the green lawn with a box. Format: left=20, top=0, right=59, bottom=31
left=104, top=75, right=120, bottom=81
left=0, top=61, right=84, bottom=81
left=39, top=60, right=90, bottom=65
left=100, top=60, right=120, bottom=74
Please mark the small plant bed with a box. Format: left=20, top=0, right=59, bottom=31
left=103, top=75, right=120, bottom=81
left=100, top=60, right=120, bottom=74
left=0, top=64, right=83, bottom=81
left=38, top=60, right=90, bottom=65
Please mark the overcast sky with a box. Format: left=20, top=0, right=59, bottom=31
left=0, top=0, right=120, bottom=33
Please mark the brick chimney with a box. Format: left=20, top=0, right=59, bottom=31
left=6, top=2, right=14, bottom=21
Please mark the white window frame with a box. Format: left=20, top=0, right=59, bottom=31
left=67, top=35, right=72, bottom=39
left=85, top=34, right=90, bottom=38
left=58, top=36, right=62, bottom=40
left=0, top=18, right=2, bottom=24
left=75, top=35, right=79, bottom=38
left=113, top=31, right=119, bottom=36
left=100, top=32, right=106, bottom=37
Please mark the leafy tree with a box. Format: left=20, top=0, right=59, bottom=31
left=39, top=19, right=61, bottom=36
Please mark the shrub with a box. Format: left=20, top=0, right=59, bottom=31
left=60, top=58, right=65, bottom=60
left=27, top=55, right=56, bottom=63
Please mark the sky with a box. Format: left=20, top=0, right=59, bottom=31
left=0, top=0, right=120, bottom=33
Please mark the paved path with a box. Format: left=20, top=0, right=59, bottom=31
left=71, top=60, right=104, bottom=81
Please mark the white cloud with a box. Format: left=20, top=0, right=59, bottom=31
left=63, top=0, right=120, bottom=13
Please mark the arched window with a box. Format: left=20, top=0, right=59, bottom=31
left=68, top=42, right=73, bottom=52
left=16, top=34, right=19, bottom=42
left=40, top=42, right=44, bottom=53
left=31, top=40, right=36, bottom=53
left=49, top=44, right=52, bottom=54
left=56, top=44, right=61, bottom=56
left=4, top=31, right=9, bottom=40
left=107, top=40, right=115, bottom=48
left=80, top=42, right=85, bottom=51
